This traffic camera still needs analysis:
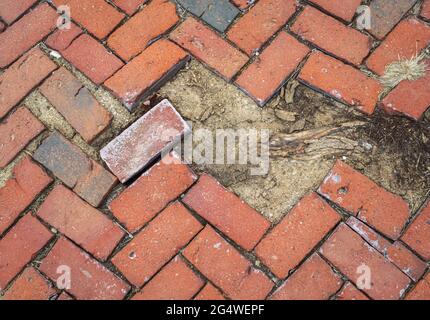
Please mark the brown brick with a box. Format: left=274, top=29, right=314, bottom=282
left=62, top=34, right=124, bottom=85
left=108, top=0, right=179, bottom=61
left=110, top=154, right=196, bottom=232
left=366, top=19, right=430, bottom=75
left=309, top=0, right=361, bottom=21
left=0, top=3, right=58, bottom=68
left=105, top=40, right=189, bottom=109
left=335, top=282, right=369, bottom=300
left=255, top=192, right=340, bottom=279
left=291, top=6, right=371, bottom=65
left=184, top=174, right=270, bottom=251
left=0, top=0, right=37, bottom=24
left=270, top=254, right=343, bottom=300
left=40, top=67, right=112, bottom=143
left=2, top=267, right=56, bottom=300
left=112, top=0, right=148, bottom=15
left=0, top=47, right=58, bottom=119
left=112, top=202, right=203, bottom=287
left=37, top=185, right=124, bottom=261
left=170, top=17, right=248, bottom=80
left=100, top=99, right=190, bottom=183
left=318, top=160, right=410, bottom=240
left=45, top=23, right=83, bottom=52
left=40, top=237, right=130, bottom=300
left=0, top=107, right=44, bottom=168
left=0, top=215, right=53, bottom=290
left=0, top=156, right=52, bottom=235
left=194, top=283, right=225, bottom=300
left=406, top=273, right=430, bottom=300
left=320, top=223, right=411, bottom=300
left=299, top=51, right=382, bottom=114
left=132, top=256, right=204, bottom=300
left=183, top=226, right=274, bottom=300
left=227, top=0, right=296, bottom=55
left=422, top=0, right=430, bottom=19
left=235, top=32, right=309, bottom=106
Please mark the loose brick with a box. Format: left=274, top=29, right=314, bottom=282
left=52, top=0, right=124, bottom=39
left=62, top=34, right=124, bottom=85
left=40, top=67, right=112, bottom=143
left=0, top=156, right=52, bottom=235
left=270, top=254, right=342, bottom=300
left=37, top=185, right=124, bottom=261
left=368, top=0, right=417, bottom=39
left=170, top=17, right=248, bottom=80
left=0, top=47, right=57, bottom=119
left=255, top=192, right=340, bottom=279
left=112, top=0, right=148, bottom=15
left=291, top=6, right=371, bottom=65
left=0, top=107, right=44, bottom=168
left=227, top=0, right=296, bottom=55
left=194, top=283, right=225, bottom=300
left=309, top=0, right=361, bottom=21
left=40, top=237, right=130, bottom=300
left=110, top=153, right=196, bottom=232
left=2, top=267, right=56, bottom=300
left=318, top=160, right=410, bottom=239
left=100, top=99, right=190, bottom=182
left=406, top=273, right=430, bottom=300
left=335, top=282, right=369, bottom=300
left=112, top=202, right=202, bottom=286
left=0, top=215, right=53, bottom=290
left=381, top=59, right=430, bottom=121
left=183, top=226, right=274, bottom=300
left=299, top=51, right=382, bottom=114
left=184, top=174, right=270, bottom=251
left=366, top=19, right=430, bottom=75
left=320, top=223, right=411, bottom=300
left=105, top=40, right=189, bottom=109
left=422, top=0, right=430, bottom=19
left=0, top=0, right=37, bottom=24
left=0, top=3, right=58, bottom=68
left=132, top=256, right=204, bottom=300
left=401, top=201, right=430, bottom=261
left=236, top=32, right=309, bottom=106
left=45, top=23, right=83, bottom=52
left=108, top=0, right=179, bottom=61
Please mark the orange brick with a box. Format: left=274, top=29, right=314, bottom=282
left=183, top=226, right=274, bottom=300
left=406, top=273, right=430, bottom=300
left=132, top=256, right=204, bottom=300
left=194, top=283, right=225, bottom=300
left=45, top=23, right=83, bottom=52
left=108, top=0, right=179, bottom=61
left=309, top=0, right=361, bottom=21
left=0, top=0, right=37, bottom=24
left=227, top=0, right=296, bottom=55
left=235, top=32, right=309, bottom=106
left=170, top=17, right=248, bottom=80
left=402, top=201, right=430, bottom=261
left=299, top=51, right=382, bottom=114
left=112, top=0, right=148, bottom=15
left=112, top=202, right=203, bottom=287
left=183, top=174, right=270, bottom=251
left=335, top=282, right=369, bottom=300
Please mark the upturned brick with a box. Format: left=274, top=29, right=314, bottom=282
left=110, top=153, right=197, bottom=232
left=320, top=223, right=411, bottom=300
left=0, top=156, right=52, bottom=235
left=406, top=273, right=430, bottom=300
left=183, top=226, right=274, bottom=300
left=170, top=17, right=248, bottom=80
left=309, top=0, right=361, bottom=21
left=183, top=174, right=270, bottom=251
left=255, top=192, right=340, bottom=279
left=0, top=215, right=53, bottom=290
left=40, top=237, right=130, bottom=300
left=299, top=51, right=382, bottom=114
left=108, top=0, right=179, bottom=61
left=366, top=19, right=430, bottom=75
left=0, top=3, right=58, bottom=67
left=291, top=6, right=371, bottom=65
left=37, top=185, right=124, bottom=260
left=45, top=23, right=83, bottom=52
left=0, top=107, right=44, bottom=168
left=100, top=99, right=190, bottom=183
left=236, top=32, right=309, bottom=106
left=270, top=254, right=343, bottom=300
left=112, top=202, right=203, bottom=287
left=318, top=160, right=410, bottom=239
left=112, top=0, right=148, bottom=15
left=132, top=256, right=204, bottom=300
left=62, top=34, right=124, bottom=85
left=40, top=67, right=112, bottom=143
left=227, top=0, right=297, bottom=55
left=0, top=0, right=38, bottom=24
left=194, top=283, right=225, bottom=300
left=105, top=40, right=189, bottom=109
left=0, top=47, right=57, bottom=119
left=422, top=0, right=430, bottom=19
left=335, top=282, right=369, bottom=300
